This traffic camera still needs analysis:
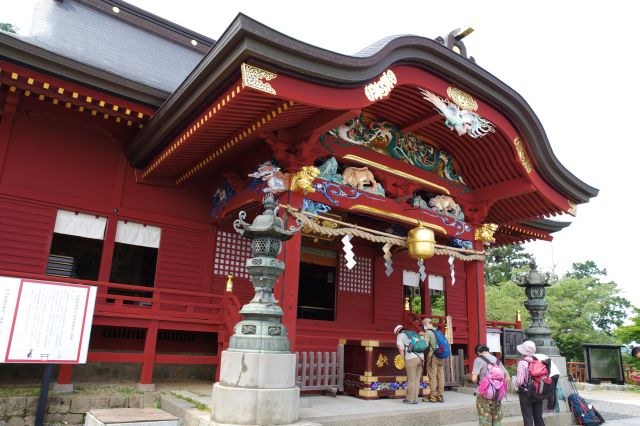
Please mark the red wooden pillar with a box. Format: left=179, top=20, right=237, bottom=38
left=466, top=239, right=487, bottom=360
left=277, top=191, right=303, bottom=352
left=138, top=320, right=159, bottom=390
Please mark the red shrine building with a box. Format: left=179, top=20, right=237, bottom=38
left=0, top=0, right=597, bottom=388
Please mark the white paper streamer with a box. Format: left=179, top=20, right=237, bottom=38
left=418, top=259, right=426, bottom=282
left=383, top=242, right=393, bottom=277
left=342, top=235, right=356, bottom=269
left=449, top=255, right=455, bottom=286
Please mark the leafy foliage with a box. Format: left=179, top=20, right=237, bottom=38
left=615, top=308, right=640, bottom=344
left=564, top=260, right=607, bottom=280
left=484, top=244, right=534, bottom=286
left=0, top=23, right=19, bottom=34
left=485, top=280, right=523, bottom=323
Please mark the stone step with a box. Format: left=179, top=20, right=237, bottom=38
left=85, top=408, right=179, bottom=426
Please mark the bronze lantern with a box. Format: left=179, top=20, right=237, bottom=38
left=407, top=222, right=435, bottom=259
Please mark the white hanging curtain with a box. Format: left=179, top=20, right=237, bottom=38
left=54, top=210, right=107, bottom=240
left=403, top=270, right=420, bottom=288
left=115, top=220, right=161, bottom=248
left=428, top=274, right=444, bottom=291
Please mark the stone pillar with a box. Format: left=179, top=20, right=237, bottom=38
left=212, top=193, right=302, bottom=425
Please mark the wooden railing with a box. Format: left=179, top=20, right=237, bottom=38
left=296, top=344, right=344, bottom=394
left=568, top=361, right=586, bottom=382
left=569, top=362, right=640, bottom=385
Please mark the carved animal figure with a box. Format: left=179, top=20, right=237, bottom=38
left=474, top=223, right=498, bottom=243
left=419, top=88, right=495, bottom=138
left=428, top=195, right=460, bottom=216
left=289, top=166, right=320, bottom=194
left=342, top=166, right=378, bottom=192
left=248, top=161, right=288, bottom=194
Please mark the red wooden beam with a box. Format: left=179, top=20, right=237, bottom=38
left=400, top=111, right=442, bottom=133
left=471, top=178, right=536, bottom=204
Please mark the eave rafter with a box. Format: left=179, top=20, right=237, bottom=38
left=498, top=223, right=553, bottom=242
left=0, top=64, right=151, bottom=127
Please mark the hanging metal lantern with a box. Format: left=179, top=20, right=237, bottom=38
left=407, top=222, right=435, bottom=260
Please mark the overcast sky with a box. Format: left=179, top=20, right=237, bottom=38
left=4, top=1, right=639, bottom=308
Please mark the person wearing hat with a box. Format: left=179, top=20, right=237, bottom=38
left=394, top=324, right=423, bottom=404
left=514, top=340, right=559, bottom=426
left=421, top=318, right=445, bottom=402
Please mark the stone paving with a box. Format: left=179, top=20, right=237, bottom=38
left=577, top=388, right=640, bottom=424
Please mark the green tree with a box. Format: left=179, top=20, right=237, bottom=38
left=545, top=261, right=631, bottom=360
left=485, top=259, right=631, bottom=361
left=484, top=244, right=534, bottom=286
left=0, top=23, right=19, bottom=34
left=615, top=308, right=640, bottom=344
left=615, top=308, right=640, bottom=369
left=485, top=280, right=523, bottom=323
left=564, top=260, right=606, bottom=280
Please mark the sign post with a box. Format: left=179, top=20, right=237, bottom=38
left=0, top=276, right=97, bottom=425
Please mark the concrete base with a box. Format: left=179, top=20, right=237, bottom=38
left=212, top=383, right=300, bottom=425
left=549, top=355, right=570, bottom=413
left=85, top=408, right=179, bottom=426
left=53, top=382, right=74, bottom=393
left=135, top=383, right=156, bottom=392
left=219, top=350, right=296, bottom=388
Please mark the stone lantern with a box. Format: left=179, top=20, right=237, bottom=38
left=512, top=269, right=559, bottom=355
left=212, top=193, right=302, bottom=425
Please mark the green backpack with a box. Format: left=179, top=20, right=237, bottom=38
left=403, top=330, right=428, bottom=353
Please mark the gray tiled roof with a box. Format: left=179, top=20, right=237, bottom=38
left=353, top=34, right=414, bottom=57
left=24, top=0, right=205, bottom=93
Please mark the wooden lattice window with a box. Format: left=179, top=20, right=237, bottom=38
left=213, top=230, right=251, bottom=279
left=338, top=255, right=372, bottom=294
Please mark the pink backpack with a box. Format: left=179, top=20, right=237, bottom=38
left=477, top=356, right=507, bottom=401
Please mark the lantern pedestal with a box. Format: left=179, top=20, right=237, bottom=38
left=212, top=351, right=299, bottom=425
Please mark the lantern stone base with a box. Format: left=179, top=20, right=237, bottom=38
left=211, top=350, right=300, bottom=425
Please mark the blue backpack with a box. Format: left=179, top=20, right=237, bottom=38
left=403, top=330, right=428, bottom=353
left=430, top=329, right=451, bottom=359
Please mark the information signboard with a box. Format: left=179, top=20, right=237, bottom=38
left=0, top=276, right=97, bottom=364
left=502, top=328, right=526, bottom=358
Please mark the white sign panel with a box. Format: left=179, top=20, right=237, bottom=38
left=0, top=276, right=97, bottom=364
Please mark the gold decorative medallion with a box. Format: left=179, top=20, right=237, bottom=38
left=394, top=354, right=405, bottom=370
left=513, top=137, right=533, bottom=173
left=364, top=69, right=397, bottom=101
left=376, top=353, right=389, bottom=368
left=474, top=223, right=498, bottom=243
left=241, top=63, right=277, bottom=95
left=447, top=87, right=478, bottom=111
left=567, top=200, right=577, bottom=217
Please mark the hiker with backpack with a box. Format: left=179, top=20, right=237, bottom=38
left=421, top=318, right=450, bottom=403
left=472, top=344, right=510, bottom=426
left=515, top=340, right=560, bottom=426
left=394, top=324, right=426, bottom=404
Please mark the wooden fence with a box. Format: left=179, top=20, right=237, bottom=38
left=296, top=345, right=344, bottom=394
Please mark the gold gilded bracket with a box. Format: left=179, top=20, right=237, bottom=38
left=241, top=63, right=277, bottom=95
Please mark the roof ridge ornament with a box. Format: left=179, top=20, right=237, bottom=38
left=241, top=63, right=277, bottom=95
